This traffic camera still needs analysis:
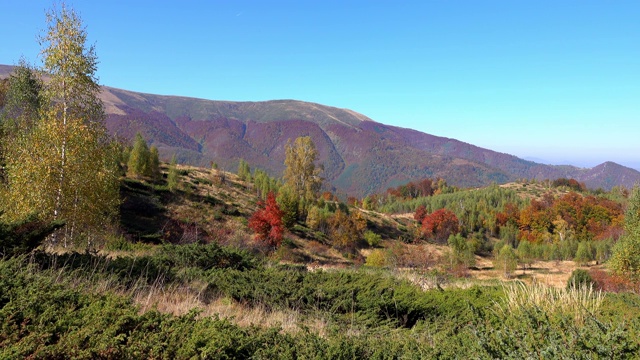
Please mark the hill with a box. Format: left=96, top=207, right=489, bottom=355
left=2, top=64, right=638, bottom=196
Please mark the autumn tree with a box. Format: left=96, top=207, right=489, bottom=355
left=306, top=205, right=331, bottom=234
left=517, top=240, right=535, bottom=272
left=2, top=4, right=120, bottom=246
left=126, top=133, right=159, bottom=179
left=283, top=136, right=322, bottom=201
left=248, top=192, right=285, bottom=248
left=0, top=59, right=44, bottom=137
left=574, top=241, right=594, bottom=265
left=328, top=209, right=367, bottom=250
left=0, top=78, right=8, bottom=109
left=253, top=169, right=280, bottom=199
left=421, top=208, right=459, bottom=244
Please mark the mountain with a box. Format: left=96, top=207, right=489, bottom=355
left=2, top=65, right=639, bottom=196
left=97, top=87, right=640, bottom=196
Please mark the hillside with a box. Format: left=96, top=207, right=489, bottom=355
left=2, top=159, right=637, bottom=357
left=2, top=64, right=639, bottom=196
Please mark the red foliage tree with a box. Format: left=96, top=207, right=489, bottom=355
left=495, top=202, right=520, bottom=227
left=414, top=205, right=428, bottom=223
left=422, top=209, right=459, bottom=244
left=248, top=192, right=284, bottom=248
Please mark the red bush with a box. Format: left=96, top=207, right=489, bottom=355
left=589, top=268, right=640, bottom=293
left=248, top=192, right=284, bottom=248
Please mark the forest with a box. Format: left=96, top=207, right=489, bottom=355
left=2, top=3, right=640, bottom=359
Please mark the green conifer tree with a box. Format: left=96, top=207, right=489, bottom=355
left=148, top=146, right=161, bottom=180
left=127, top=133, right=150, bottom=177
left=610, top=186, right=640, bottom=280
left=167, top=154, right=179, bottom=191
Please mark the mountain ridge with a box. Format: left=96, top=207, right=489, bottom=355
left=1, top=64, right=638, bottom=196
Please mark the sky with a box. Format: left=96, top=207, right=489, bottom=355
left=1, top=1, right=639, bottom=170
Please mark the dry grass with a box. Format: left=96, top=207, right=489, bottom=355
left=499, top=280, right=604, bottom=324
left=126, top=282, right=328, bottom=336
left=499, top=181, right=571, bottom=201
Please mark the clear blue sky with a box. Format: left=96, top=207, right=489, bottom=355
left=2, top=1, right=639, bottom=170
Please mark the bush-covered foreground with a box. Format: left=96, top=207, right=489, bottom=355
left=3, top=245, right=640, bottom=359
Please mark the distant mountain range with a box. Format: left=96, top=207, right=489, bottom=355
left=2, top=64, right=639, bottom=196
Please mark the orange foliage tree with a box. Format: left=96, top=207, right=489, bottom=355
left=248, top=192, right=284, bottom=248
left=516, top=192, right=623, bottom=243
left=328, top=209, right=367, bottom=250
left=422, top=209, right=459, bottom=244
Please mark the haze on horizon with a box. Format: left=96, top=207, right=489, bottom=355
left=2, top=1, right=638, bottom=170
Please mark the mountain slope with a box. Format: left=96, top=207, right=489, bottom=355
left=1, top=65, right=638, bottom=196
left=99, top=85, right=639, bottom=195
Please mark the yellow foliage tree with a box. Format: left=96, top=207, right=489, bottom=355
left=283, top=136, right=322, bottom=201
left=2, top=4, right=120, bottom=247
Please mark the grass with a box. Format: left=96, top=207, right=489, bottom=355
left=500, top=280, right=604, bottom=324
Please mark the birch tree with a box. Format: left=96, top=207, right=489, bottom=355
left=2, top=4, right=119, bottom=247
left=283, top=136, right=322, bottom=201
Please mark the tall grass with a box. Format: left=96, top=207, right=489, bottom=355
left=500, top=280, right=604, bottom=324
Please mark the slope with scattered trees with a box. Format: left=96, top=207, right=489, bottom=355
left=3, top=3, right=640, bottom=357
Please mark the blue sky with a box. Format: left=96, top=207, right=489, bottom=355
left=2, top=1, right=639, bottom=170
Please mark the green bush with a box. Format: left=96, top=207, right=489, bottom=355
left=363, top=230, right=382, bottom=247
left=567, top=269, right=595, bottom=289
left=365, top=249, right=388, bottom=267
left=0, top=216, right=64, bottom=258
left=2, top=254, right=639, bottom=358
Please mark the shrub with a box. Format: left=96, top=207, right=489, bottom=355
left=248, top=192, right=285, bottom=248
left=363, top=230, right=382, bottom=247
left=0, top=216, right=64, bottom=257
left=567, top=269, right=594, bottom=289
left=365, top=249, right=388, bottom=267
